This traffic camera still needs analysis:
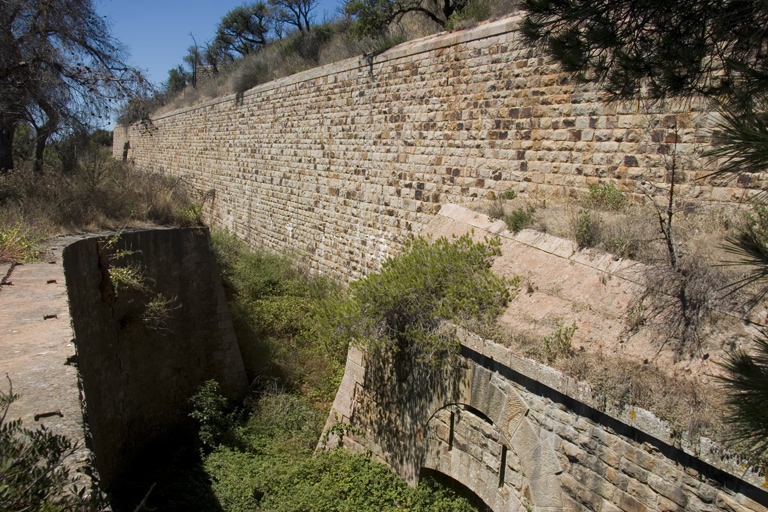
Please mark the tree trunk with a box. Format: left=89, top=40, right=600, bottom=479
left=33, top=130, right=49, bottom=174
left=32, top=98, right=59, bottom=173
left=0, top=123, right=15, bottom=173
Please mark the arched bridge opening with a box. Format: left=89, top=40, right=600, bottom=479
left=419, top=467, right=492, bottom=512
left=419, top=366, right=569, bottom=512
left=325, top=339, right=768, bottom=512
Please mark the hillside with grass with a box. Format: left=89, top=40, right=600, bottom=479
left=118, top=0, right=521, bottom=124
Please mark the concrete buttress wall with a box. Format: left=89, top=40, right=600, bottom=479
left=63, top=227, right=247, bottom=486
left=114, top=14, right=765, bottom=282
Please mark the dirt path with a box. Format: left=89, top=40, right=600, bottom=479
left=0, top=238, right=94, bottom=483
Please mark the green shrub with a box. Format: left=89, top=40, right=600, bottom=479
left=585, top=183, right=627, bottom=211
left=108, top=264, right=145, bottom=292
left=719, top=330, right=768, bottom=465
left=504, top=206, right=535, bottom=233
left=574, top=209, right=598, bottom=248
left=542, top=321, right=577, bottom=362
left=189, top=380, right=234, bottom=450
left=176, top=202, right=203, bottom=224
left=0, top=378, right=106, bottom=511
left=488, top=191, right=518, bottom=219
left=140, top=293, right=179, bottom=330
left=723, top=200, right=768, bottom=304
left=203, top=389, right=478, bottom=512
left=253, top=450, right=477, bottom=512
left=347, top=234, right=512, bottom=366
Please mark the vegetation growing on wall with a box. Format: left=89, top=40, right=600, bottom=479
left=345, top=233, right=513, bottom=366
left=212, top=230, right=512, bottom=400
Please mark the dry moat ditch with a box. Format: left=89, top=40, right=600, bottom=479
left=4, top=215, right=768, bottom=511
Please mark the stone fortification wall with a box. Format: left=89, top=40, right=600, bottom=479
left=114, top=15, right=761, bottom=281
left=63, top=228, right=248, bottom=486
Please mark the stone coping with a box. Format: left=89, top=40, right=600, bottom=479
left=458, top=327, right=767, bottom=494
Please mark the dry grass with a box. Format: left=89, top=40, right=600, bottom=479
left=471, top=320, right=728, bottom=442
left=0, top=155, right=202, bottom=262
left=468, top=184, right=765, bottom=448
left=476, top=185, right=746, bottom=267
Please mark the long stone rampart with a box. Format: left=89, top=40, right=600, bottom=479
left=114, top=14, right=764, bottom=281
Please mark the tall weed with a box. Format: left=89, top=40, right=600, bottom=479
left=210, top=231, right=345, bottom=403
left=0, top=216, right=50, bottom=262
left=0, top=158, right=202, bottom=234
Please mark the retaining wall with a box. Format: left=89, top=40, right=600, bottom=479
left=63, top=227, right=248, bottom=485
left=114, top=15, right=764, bottom=281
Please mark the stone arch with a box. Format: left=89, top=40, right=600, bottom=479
left=420, top=363, right=567, bottom=512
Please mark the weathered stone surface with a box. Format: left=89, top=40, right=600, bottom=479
left=500, top=390, right=528, bottom=440
left=0, top=244, right=95, bottom=491
left=115, top=15, right=764, bottom=289
left=326, top=321, right=768, bottom=512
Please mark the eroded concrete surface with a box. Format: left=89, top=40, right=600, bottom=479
left=0, top=237, right=94, bottom=485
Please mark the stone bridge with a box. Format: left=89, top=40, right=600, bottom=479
left=323, top=330, right=768, bottom=512
left=317, top=205, right=768, bottom=512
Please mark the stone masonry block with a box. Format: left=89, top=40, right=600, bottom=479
left=512, top=418, right=540, bottom=466
left=561, top=472, right=601, bottom=511
left=627, top=479, right=657, bottom=509
left=484, top=337, right=512, bottom=367
left=486, top=383, right=507, bottom=426
left=348, top=344, right=365, bottom=367
left=524, top=440, right=564, bottom=481
left=507, top=352, right=540, bottom=381
left=620, top=458, right=649, bottom=484
left=528, top=474, right=564, bottom=508
left=470, top=365, right=493, bottom=411
left=615, top=489, right=648, bottom=512
left=648, top=474, right=687, bottom=508
left=499, top=390, right=528, bottom=442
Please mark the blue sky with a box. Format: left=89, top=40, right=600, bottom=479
left=97, top=0, right=344, bottom=87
